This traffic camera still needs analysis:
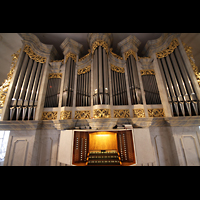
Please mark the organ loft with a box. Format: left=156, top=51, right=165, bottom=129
left=0, top=33, right=200, bottom=166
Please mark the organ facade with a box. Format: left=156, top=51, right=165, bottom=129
left=0, top=33, right=200, bottom=166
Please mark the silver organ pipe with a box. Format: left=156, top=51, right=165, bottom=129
left=62, top=57, right=75, bottom=107
left=157, top=42, right=199, bottom=116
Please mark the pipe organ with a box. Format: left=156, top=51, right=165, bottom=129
left=1, top=33, right=200, bottom=166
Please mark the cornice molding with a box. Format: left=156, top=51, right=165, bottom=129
left=142, top=33, right=181, bottom=57
left=19, top=33, right=58, bottom=59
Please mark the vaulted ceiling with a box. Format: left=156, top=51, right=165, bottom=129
left=0, top=33, right=200, bottom=85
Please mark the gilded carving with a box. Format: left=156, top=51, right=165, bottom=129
left=182, top=42, right=200, bottom=87
left=75, top=111, right=90, bottom=119
left=77, top=65, right=91, bottom=75
left=114, top=109, right=130, bottom=118
left=65, top=52, right=77, bottom=63
left=42, top=112, right=57, bottom=120
left=110, top=48, right=123, bottom=60
left=124, top=49, right=137, bottom=61
left=93, top=109, right=111, bottom=118
left=60, top=111, right=71, bottom=120
left=78, top=49, right=91, bottom=62
left=91, top=40, right=109, bottom=54
left=50, top=59, right=64, bottom=64
left=148, top=109, right=165, bottom=117
left=110, top=64, right=125, bottom=73
left=23, top=44, right=46, bottom=63
left=0, top=48, right=21, bottom=107
left=133, top=109, right=145, bottom=118
left=48, top=73, right=62, bottom=79
left=140, top=69, right=155, bottom=76
left=156, top=38, right=179, bottom=59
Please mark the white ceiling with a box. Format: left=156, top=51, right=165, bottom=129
left=0, top=33, right=200, bottom=85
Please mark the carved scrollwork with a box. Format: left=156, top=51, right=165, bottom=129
left=148, top=109, right=165, bottom=117
left=91, top=40, right=109, bottom=54
left=182, top=42, right=200, bottom=86
left=124, top=49, right=137, bottom=60
left=140, top=69, right=155, bottom=76
left=75, top=111, right=90, bottom=119
left=60, top=111, right=71, bottom=120
left=93, top=109, right=111, bottom=118
left=42, top=112, right=57, bottom=120
left=114, top=109, right=130, bottom=118
left=23, top=44, right=46, bottom=63
left=0, top=48, right=21, bottom=107
left=65, top=52, right=77, bottom=63
left=48, top=73, right=62, bottom=79
left=110, top=64, right=125, bottom=73
left=77, top=65, right=91, bottom=75
left=133, top=109, right=145, bottom=118
left=156, top=38, right=179, bottom=59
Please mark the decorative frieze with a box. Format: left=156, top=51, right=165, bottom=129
left=114, top=109, right=130, bottom=118
left=48, top=73, right=62, bottom=79
left=24, top=44, right=46, bottom=63
left=156, top=38, right=179, bottom=59
left=93, top=109, right=111, bottom=118
left=133, top=109, right=145, bottom=118
left=148, top=109, right=165, bottom=117
left=110, top=64, right=125, bottom=73
left=109, top=48, right=123, bottom=60
left=78, top=50, right=91, bottom=62
left=42, top=112, right=57, bottom=120
left=60, top=111, right=71, bottom=120
left=140, top=69, right=155, bottom=76
left=75, top=111, right=90, bottom=119
left=77, top=65, right=91, bottom=75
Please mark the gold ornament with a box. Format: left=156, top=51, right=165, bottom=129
left=23, top=44, right=46, bottom=63
left=148, top=109, right=165, bottom=117
left=133, top=109, right=145, bottom=118
left=114, top=109, right=130, bottom=118
left=110, top=48, right=123, bottom=60
left=42, top=112, right=57, bottom=120
left=140, top=69, right=155, bottom=76
left=78, top=49, right=91, bottom=62
left=124, top=49, right=137, bottom=61
left=156, top=38, right=179, bottom=59
left=75, top=111, right=90, bottom=119
left=110, top=64, right=125, bottom=73
left=48, top=73, right=62, bottom=79
left=60, top=111, right=71, bottom=120
left=93, top=109, right=111, bottom=118
left=77, top=65, right=91, bottom=75
left=91, top=40, right=109, bottom=54
left=65, top=52, right=77, bottom=63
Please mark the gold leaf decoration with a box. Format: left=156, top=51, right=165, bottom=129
left=124, top=49, right=137, bottom=61
left=50, top=59, right=64, bottom=64
left=42, top=112, right=57, bottom=120
left=77, top=65, right=91, bottom=75
left=23, top=44, right=46, bottom=63
left=48, top=73, right=62, bottom=79
left=60, top=111, right=71, bottom=120
left=93, top=109, right=111, bottom=118
left=182, top=42, right=200, bottom=87
left=156, top=38, right=179, bottom=59
left=65, top=52, right=77, bottom=63
left=114, top=109, right=130, bottom=118
left=140, top=69, right=155, bottom=76
left=75, top=111, right=90, bottom=119
left=91, top=40, right=109, bottom=54
left=133, top=109, right=145, bottom=118
left=148, top=109, right=165, bottom=117
left=110, top=64, right=125, bottom=73
left=110, top=48, right=123, bottom=60
left=78, top=49, right=91, bottom=62
left=0, top=48, right=21, bottom=107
